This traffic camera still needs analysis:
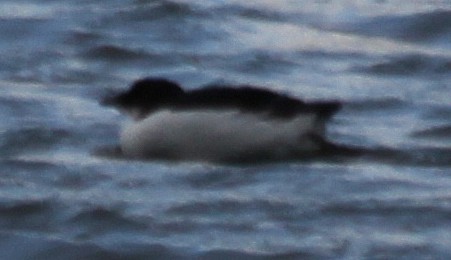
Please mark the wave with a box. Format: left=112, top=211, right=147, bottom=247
left=360, top=54, right=451, bottom=76
left=64, top=29, right=104, bottom=45
left=0, top=232, right=183, bottom=260
left=166, top=199, right=293, bottom=216
left=109, top=0, right=203, bottom=22
left=321, top=198, right=451, bottom=217
left=83, top=45, right=151, bottom=61
left=0, top=199, right=53, bottom=219
left=345, top=97, right=406, bottom=111
left=411, top=125, right=451, bottom=139
left=422, top=105, right=451, bottom=121
left=227, top=51, right=298, bottom=75
left=0, top=3, right=56, bottom=20
left=0, top=197, right=445, bottom=259
left=0, top=199, right=57, bottom=235
left=0, top=95, right=45, bottom=119
left=209, top=4, right=287, bottom=23
left=1, top=127, right=71, bottom=157
left=113, top=1, right=287, bottom=23
left=353, top=146, right=451, bottom=167
left=81, top=44, right=188, bottom=67
left=0, top=231, right=321, bottom=259
left=0, top=199, right=321, bottom=258
left=181, top=169, right=259, bottom=189
left=69, top=205, right=147, bottom=233
left=344, top=9, right=451, bottom=43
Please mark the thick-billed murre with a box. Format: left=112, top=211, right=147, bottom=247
left=103, top=77, right=343, bottom=163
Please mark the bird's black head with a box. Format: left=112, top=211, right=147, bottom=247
left=103, top=78, right=184, bottom=120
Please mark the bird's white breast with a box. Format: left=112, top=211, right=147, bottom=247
left=120, top=109, right=321, bottom=162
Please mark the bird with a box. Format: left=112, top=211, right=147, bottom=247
left=102, top=77, right=344, bottom=164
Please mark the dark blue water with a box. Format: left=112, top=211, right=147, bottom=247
left=1, top=1, right=451, bottom=259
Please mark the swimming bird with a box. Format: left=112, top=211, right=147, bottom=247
left=102, top=77, right=343, bottom=163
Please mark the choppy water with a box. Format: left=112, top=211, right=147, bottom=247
left=1, top=0, right=451, bottom=259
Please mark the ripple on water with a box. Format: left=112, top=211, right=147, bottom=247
left=68, top=205, right=148, bottom=236
left=0, top=127, right=71, bottom=157
left=361, top=54, right=451, bottom=76
left=115, top=1, right=201, bottom=22
left=411, top=125, right=451, bottom=140
left=0, top=199, right=58, bottom=232
left=343, top=9, right=451, bottom=43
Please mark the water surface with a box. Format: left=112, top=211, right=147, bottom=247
left=1, top=0, right=451, bottom=258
